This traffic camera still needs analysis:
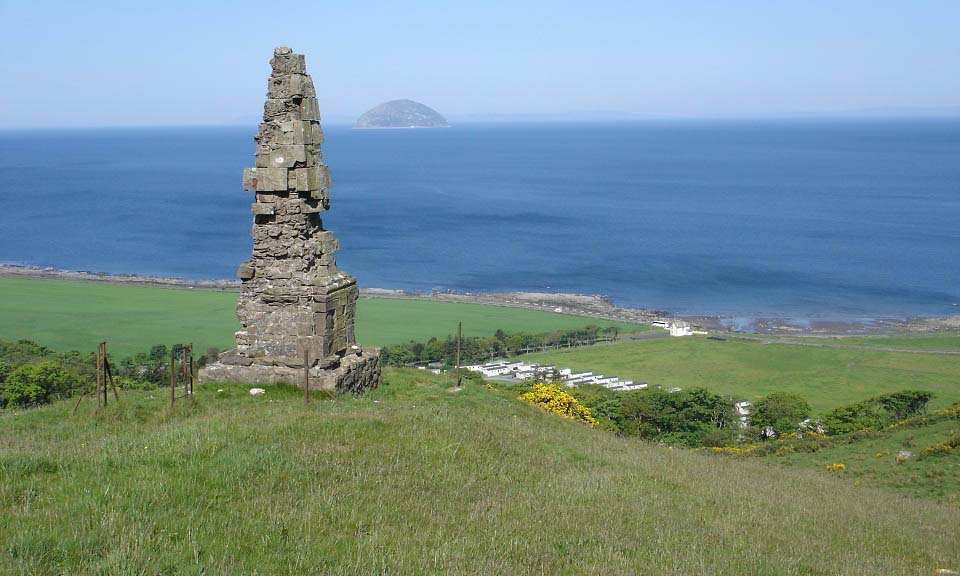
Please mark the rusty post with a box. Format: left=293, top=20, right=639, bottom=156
left=456, top=321, right=463, bottom=387
left=170, top=348, right=176, bottom=407
left=95, top=342, right=103, bottom=408
left=303, top=349, right=310, bottom=405
left=102, top=342, right=109, bottom=406
left=104, top=342, right=120, bottom=402
left=188, top=343, right=194, bottom=395
left=181, top=347, right=189, bottom=397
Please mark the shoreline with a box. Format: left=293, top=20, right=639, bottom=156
left=2, top=264, right=958, bottom=337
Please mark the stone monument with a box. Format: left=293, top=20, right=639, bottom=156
left=199, top=47, right=381, bottom=392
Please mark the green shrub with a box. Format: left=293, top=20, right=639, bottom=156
left=570, top=384, right=623, bottom=432
left=701, top=428, right=739, bottom=448
left=618, top=388, right=734, bottom=446
left=822, top=390, right=933, bottom=435
left=751, top=392, right=811, bottom=435
left=0, top=362, right=85, bottom=408
left=919, top=433, right=960, bottom=458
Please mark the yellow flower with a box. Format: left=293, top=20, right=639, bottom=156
left=519, top=383, right=598, bottom=426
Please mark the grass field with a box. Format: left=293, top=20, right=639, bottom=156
left=768, top=417, right=960, bottom=504
left=523, top=337, right=960, bottom=412
left=0, top=277, right=642, bottom=356
left=1, top=368, right=958, bottom=574
left=812, top=334, right=960, bottom=351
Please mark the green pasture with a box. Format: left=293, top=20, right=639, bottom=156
left=0, top=277, right=642, bottom=357
left=816, top=334, right=960, bottom=351
left=1, top=368, right=957, bottom=574
left=770, top=417, right=960, bottom=505
left=524, top=337, right=960, bottom=412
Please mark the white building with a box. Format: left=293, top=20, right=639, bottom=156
left=669, top=321, right=693, bottom=337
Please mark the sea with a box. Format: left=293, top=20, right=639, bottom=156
left=1, top=120, right=958, bottom=321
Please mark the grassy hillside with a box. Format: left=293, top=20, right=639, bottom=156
left=765, top=416, right=960, bottom=504
left=1, top=369, right=958, bottom=574
left=0, top=277, right=641, bottom=357
left=523, top=337, right=960, bottom=411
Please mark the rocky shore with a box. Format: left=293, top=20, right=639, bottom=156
left=3, top=264, right=958, bottom=337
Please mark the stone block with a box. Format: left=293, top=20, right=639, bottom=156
left=242, top=167, right=257, bottom=190
left=247, top=167, right=288, bottom=192
left=291, top=165, right=329, bottom=192
left=251, top=203, right=275, bottom=216
left=267, top=73, right=316, bottom=99
left=270, top=47, right=306, bottom=75
left=278, top=120, right=322, bottom=145
left=299, top=97, right=320, bottom=120
left=256, top=122, right=281, bottom=146
left=255, top=144, right=309, bottom=169
left=237, top=262, right=255, bottom=280
left=263, top=98, right=299, bottom=121
left=311, top=123, right=325, bottom=145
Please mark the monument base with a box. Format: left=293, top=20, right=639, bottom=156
left=198, top=349, right=381, bottom=393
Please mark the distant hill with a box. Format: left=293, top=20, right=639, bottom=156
left=355, top=99, right=448, bottom=128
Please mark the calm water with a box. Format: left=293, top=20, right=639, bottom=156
left=1, top=121, right=958, bottom=319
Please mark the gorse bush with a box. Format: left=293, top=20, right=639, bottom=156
left=822, top=390, right=933, bottom=435
left=519, top=383, right=598, bottom=426
left=919, top=433, right=960, bottom=458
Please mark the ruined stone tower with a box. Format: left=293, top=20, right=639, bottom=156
left=199, top=47, right=381, bottom=391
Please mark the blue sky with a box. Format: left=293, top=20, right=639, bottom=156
left=0, top=0, right=958, bottom=128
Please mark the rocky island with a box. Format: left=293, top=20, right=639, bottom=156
left=355, top=99, right=448, bottom=128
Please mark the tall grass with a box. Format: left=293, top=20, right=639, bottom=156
left=1, top=369, right=958, bottom=574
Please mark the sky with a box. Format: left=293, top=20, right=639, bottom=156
left=0, top=0, right=958, bottom=128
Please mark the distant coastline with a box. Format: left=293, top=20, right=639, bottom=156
left=352, top=125, right=451, bottom=130
left=3, top=264, right=958, bottom=338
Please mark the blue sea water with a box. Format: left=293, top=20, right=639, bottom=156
left=0, top=120, right=958, bottom=320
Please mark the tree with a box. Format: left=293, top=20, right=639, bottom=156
left=618, top=388, right=732, bottom=446
left=1, top=362, right=84, bottom=408
left=821, top=390, right=933, bottom=435
left=751, top=392, right=811, bottom=435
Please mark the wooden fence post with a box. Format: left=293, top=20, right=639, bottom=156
left=188, top=343, right=194, bottom=395
left=181, top=347, right=189, bottom=397
left=169, top=348, right=176, bottom=407
left=456, top=321, right=462, bottom=387
left=104, top=342, right=120, bottom=402
left=103, top=342, right=109, bottom=406
left=95, top=342, right=102, bottom=408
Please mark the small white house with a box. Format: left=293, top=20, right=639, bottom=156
left=669, top=321, right=693, bottom=337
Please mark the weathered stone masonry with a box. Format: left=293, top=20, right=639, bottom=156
left=199, top=47, right=381, bottom=391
